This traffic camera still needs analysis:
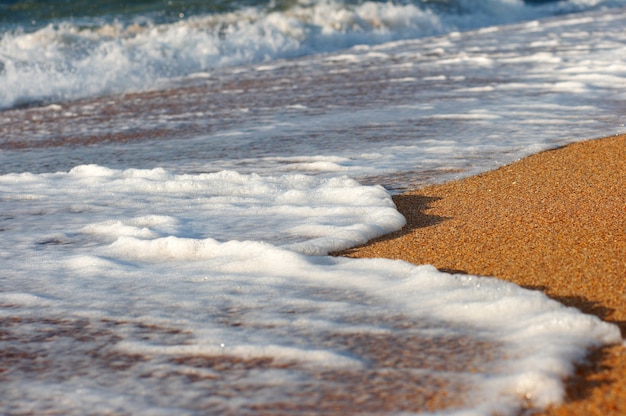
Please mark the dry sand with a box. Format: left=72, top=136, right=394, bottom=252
left=338, top=134, right=626, bottom=415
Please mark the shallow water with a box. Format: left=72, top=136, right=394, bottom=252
left=2, top=6, right=626, bottom=190
left=1, top=1, right=625, bottom=415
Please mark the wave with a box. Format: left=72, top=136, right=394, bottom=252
left=0, top=0, right=624, bottom=108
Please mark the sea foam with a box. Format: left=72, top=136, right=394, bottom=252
left=0, top=166, right=621, bottom=415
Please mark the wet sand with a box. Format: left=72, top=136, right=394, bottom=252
left=338, top=134, right=626, bottom=414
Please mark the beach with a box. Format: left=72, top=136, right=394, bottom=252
left=3, top=1, right=626, bottom=413
left=338, top=134, right=626, bottom=414
left=2, top=132, right=623, bottom=415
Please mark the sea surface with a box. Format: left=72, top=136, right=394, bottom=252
left=1, top=0, right=625, bottom=414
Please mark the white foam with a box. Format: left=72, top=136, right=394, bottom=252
left=0, top=166, right=621, bottom=415
left=0, top=292, right=56, bottom=307
left=117, top=341, right=365, bottom=368
left=0, top=166, right=404, bottom=253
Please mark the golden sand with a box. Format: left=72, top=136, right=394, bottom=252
left=338, top=134, right=626, bottom=415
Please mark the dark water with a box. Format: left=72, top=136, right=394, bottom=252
left=0, top=0, right=255, bottom=24
left=0, top=0, right=592, bottom=31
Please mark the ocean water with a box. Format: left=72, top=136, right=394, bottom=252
left=1, top=0, right=625, bottom=415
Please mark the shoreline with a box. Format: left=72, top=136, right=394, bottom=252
left=337, top=134, right=626, bottom=414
